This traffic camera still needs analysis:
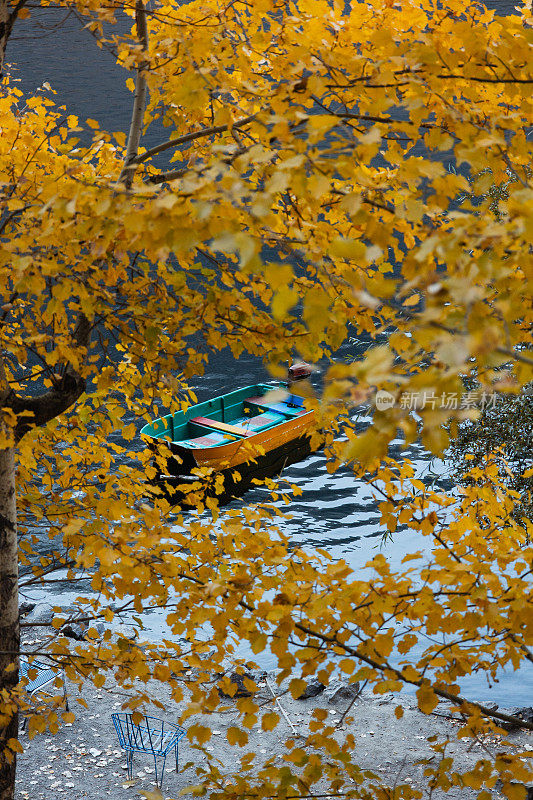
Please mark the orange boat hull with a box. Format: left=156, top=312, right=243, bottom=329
left=184, top=409, right=316, bottom=470
left=142, top=382, right=318, bottom=503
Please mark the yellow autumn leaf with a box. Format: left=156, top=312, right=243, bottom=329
left=272, top=288, right=299, bottom=321
left=188, top=724, right=212, bottom=745
left=227, top=727, right=249, bottom=746
left=139, top=789, right=164, bottom=800
left=501, top=784, right=527, bottom=800
left=416, top=685, right=439, bottom=715
left=261, top=712, right=280, bottom=731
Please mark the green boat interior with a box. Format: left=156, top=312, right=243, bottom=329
left=140, top=384, right=306, bottom=450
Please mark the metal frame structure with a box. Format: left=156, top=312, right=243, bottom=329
left=112, top=713, right=186, bottom=788
left=20, top=657, right=69, bottom=731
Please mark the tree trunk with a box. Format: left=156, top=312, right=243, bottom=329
left=0, top=446, right=19, bottom=800
left=0, top=0, right=30, bottom=79
left=0, top=0, right=9, bottom=78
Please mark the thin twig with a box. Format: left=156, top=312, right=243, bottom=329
left=265, top=676, right=302, bottom=738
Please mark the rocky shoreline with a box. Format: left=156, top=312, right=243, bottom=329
left=15, top=613, right=533, bottom=799
left=15, top=674, right=533, bottom=799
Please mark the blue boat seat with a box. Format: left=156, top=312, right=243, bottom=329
left=245, top=396, right=306, bottom=417
left=231, top=411, right=285, bottom=432
left=286, top=394, right=305, bottom=407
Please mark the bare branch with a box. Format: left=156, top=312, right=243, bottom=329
left=116, top=0, right=149, bottom=189
left=146, top=167, right=187, bottom=185
left=132, top=111, right=259, bottom=166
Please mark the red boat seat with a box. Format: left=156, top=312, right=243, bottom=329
left=232, top=411, right=285, bottom=432
left=190, top=416, right=249, bottom=436
left=179, top=431, right=235, bottom=449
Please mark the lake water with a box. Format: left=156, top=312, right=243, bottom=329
left=8, top=0, right=530, bottom=707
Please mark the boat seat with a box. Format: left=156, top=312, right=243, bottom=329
left=179, top=431, right=236, bottom=449
left=244, top=396, right=305, bottom=417
left=286, top=394, right=305, bottom=408
left=232, top=411, right=285, bottom=432
left=190, top=416, right=249, bottom=436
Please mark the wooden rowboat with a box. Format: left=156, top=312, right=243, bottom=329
left=141, top=382, right=316, bottom=502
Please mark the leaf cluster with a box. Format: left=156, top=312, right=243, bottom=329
left=1, top=0, right=533, bottom=798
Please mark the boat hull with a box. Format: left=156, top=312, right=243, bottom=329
left=152, top=431, right=314, bottom=506
left=158, top=409, right=314, bottom=474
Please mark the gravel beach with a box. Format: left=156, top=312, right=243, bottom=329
left=14, top=667, right=532, bottom=800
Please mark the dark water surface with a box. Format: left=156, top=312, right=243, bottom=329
left=8, top=0, right=530, bottom=706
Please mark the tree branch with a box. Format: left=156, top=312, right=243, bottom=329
left=146, top=167, right=187, bottom=185
left=6, top=313, right=91, bottom=442
left=132, top=112, right=259, bottom=166
left=116, top=0, right=149, bottom=189
left=171, top=566, right=533, bottom=733
left=437, top=72, right=533, bottom=84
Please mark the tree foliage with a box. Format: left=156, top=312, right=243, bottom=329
left=449, top=386, right=533, bottom=524
left=1, top=0, right=533, bottom=799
